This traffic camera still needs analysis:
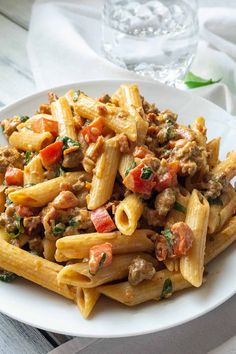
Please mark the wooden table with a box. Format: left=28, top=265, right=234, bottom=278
left=0, top=0, right=236, bottom=353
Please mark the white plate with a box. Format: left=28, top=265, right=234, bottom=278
left=0, top=80, right=235, bottom=338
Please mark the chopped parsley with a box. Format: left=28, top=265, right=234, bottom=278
left=57, top=136, right=81, bottom=150
left=20, top=115, right=29, bottom=123
left=141, top=166, right=153, bottom=180
left=173, top=202, right=186, bottom=213
left=125, top=160, right=136, bottom=176
left=166, top=119, right=174, bottom=126
left=161, top=228, right=173, bottom=251
left=25, top=151, right=32, bottom=164
left=68, top=218, right=80, bottom=227
left=99, top=253, right=107, bottom=268
left=73, top=90, right=81, bottom=102
left=166, top=125, right=175, bottom=140
left=0, top=271, right=17, bottom=282
left=53, top=224, right=65, bottom=236
left=161, top=278, right=173, bottom=299
left=9, top=214, right=24, bottom=238
left=55, top=165, right=65, bottom=177
left=208, top=197, right=223, bottom=206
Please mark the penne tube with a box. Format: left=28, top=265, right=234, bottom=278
left=57, top=253, right=157, bottom=288
left=55, top=229, right=155, bottom=262
left=191, top=117, right=207, bottom=146
left=17, top=114, right=54, bottom=131
left=24, top=155, right=45, bottom=186
left=164, top=258, right=180, bottom=272
left=42, top=238, right=56, bottom=261
left=180, top=190, right=210, bottom=287
left=9, top=172, right=88, bottom=207
left=0, top=239, right=75, bottom=300
left=118, top=153, right=135, bottom=179
left=87, top=137, right=121, bottom=210
left=51, top=97, right=77, bottom=140
left=9, top=130, right=54, bottom=152
left=75, top=94, right=137, bottom=141
left=115, top=194, right=143, bottom=235
left=64, top=89, right=75, bottom=106
left=98, top=269, right=191, bottom=306
left=211, top=151, right=236, bottom=182
left=207, top=137, right=220, bottom=168
left=76, top=287, right=100, bottom=319
left=205, top=215, right=236, bottom=264
left=120, top=84, right=148, bottom=144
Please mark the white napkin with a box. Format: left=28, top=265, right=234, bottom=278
left=27, top=2, right=236, bottom=353
left=28, top=0, right=236, bottom=115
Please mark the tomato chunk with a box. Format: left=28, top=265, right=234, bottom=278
left=32, top=117, right=58, bottom=137
left=91, top=206, right=116, bottom=233
left=123, top=163, right=155, bottom=195
left=5, top=167, right=24, bottom=186
left=39, top=141, right=63, bottom=167
left=15, top=205, right=33, bottom=217
left=155, top=161, right=179, bottom=192
left=89, top=242, right=112, bottom=275
left=81, top=118, right=103, bottom=144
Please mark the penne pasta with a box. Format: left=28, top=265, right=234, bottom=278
left=115, top=193, right=143, bottom=235
left=51, top=97, right=77, bottom=140
left=0, top=239, right=75, bottom=300
left=57, top=253, right=157, bottom=288
left=75, top=93, right=137, bottom=141
left=207, top=137, right=220, bottom=168
left=180, top=190, right=210, bottom=287
left=9, top=130, right=54, bottom=152
left=87, top=137, right=121, bottom=210
left=76, top=287, right=100, bottom=319
left=165, top=188, right=190, bottom=228
left=98, top=269, right=191, bottom=306
left=24, top=155, right=45, bottom=186
left=55, top=229, right=155, bottom=262
left=9, top=172, right=88, bottom=207
left=118, top=153, right=135, bottom=180
left=211, top=151, right=236, bottom=182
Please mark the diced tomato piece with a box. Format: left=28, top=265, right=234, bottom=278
left=5, top=167, right=24, bottom=186
left=171, top=222, right=194, bottom=257
left=155, top=161, right=179, bottom=192
left=32, top=117, right=58, bottom=137
left=89, top=242, right=112, bottom=275
left=91, top=206, right=116, bottom=233
left=15, top=205, right=33, bottom=217
left=81, top=118, right=103, bottom=144
left=39, top=141, right=63, bottom=167
left=123, top=163, right=156, bottom=195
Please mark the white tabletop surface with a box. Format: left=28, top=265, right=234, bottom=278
left=0, top=1, right=235, bottom=353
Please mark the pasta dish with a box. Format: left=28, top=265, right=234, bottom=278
left=0, top=84, right=235, bottom=319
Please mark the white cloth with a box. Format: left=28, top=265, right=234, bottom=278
left=27, top=1, right=236, bottom=353
left=28, top=0, right=236, bottom=115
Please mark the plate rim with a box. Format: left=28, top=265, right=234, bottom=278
left=0, top=78, right=235, bottom=338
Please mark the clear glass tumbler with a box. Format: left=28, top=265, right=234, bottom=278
left=102, top=0, right=199, bottom=85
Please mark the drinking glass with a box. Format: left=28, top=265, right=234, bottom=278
left=102, top=0, right=199, bottom=85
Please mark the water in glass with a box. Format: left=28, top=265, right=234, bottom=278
left=102, top=0, right=199, bottom=84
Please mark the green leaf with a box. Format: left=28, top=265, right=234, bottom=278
left=68, top=218, right=80, bottom=227
left=57, top=136, right=81, bottom=150
left=55, top=165, right=65, bottom=177
left=141, top=166, right=153, bottom=180
left=53, top=224, right=65, bottom=236
left=161, top=278, right=173, bottom=299
left=208, top=197, right=223, bottom=206
left=9, top=214, right=24, bottom=238
left=125, top=160, right=136, bottom=176
left=25, top=151, right=32, bottom=164
left=0, top=271, right=17, bottom=282
left=161, top=229, right=173, bottom=251
left=73, top=90, right=81, bottom=102
left=20, top=115, right=30, bottom=122
left=173, top=202, right=186, bottom=213
left=184, top=71, right=221, bottom=89
left=99, top=252, right=107, bottom=269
